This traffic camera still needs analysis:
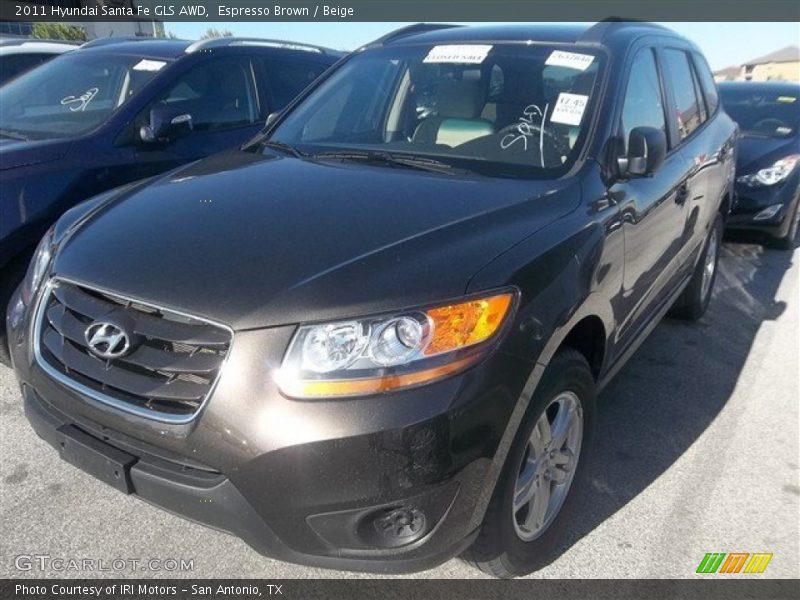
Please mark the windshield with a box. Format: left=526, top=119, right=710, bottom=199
left=270, top=43, right=604, bottom=178
left=0, top=52, right=169, bottom=140
left=720, top=86, right=800, bottom=137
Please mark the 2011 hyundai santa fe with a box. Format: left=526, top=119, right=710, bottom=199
left=6, top=21, right=736, bottom=577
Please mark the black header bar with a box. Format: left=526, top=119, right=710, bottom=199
left=1, top=0, right=799, bottom=22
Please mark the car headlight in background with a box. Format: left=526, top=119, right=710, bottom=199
left=737, top=154, right=800, bottom=187
left=276, top=291, right=516, bottom=398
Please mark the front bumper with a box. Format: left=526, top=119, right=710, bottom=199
left=7, top=285, right=532, bottom=573
left=727, top=180, right=799, bottom=236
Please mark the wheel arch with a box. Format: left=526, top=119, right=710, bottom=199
left=557, top=315, right=607, bottom=380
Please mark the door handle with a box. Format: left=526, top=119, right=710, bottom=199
left=675, top=182, right=689, bottom=205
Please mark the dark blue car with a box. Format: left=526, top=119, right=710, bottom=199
left=0, top=37, right=340, bottom=361
left=720, top=81, right=800, bottom=248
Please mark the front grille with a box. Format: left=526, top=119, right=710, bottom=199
left=35, top=279, right=232, bottom=422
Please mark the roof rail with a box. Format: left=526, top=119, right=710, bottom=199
left=184, top=37, right=335, bottom=55
left=361, top=23, right=463, bottom=49
left=580, top=19, right=669, bottom=44
left=80, top=36, right=161, bottom=49
left=0, top=38, right=80, bottom=47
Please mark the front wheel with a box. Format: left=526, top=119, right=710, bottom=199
left=669, top=213, right=723, bottom=321
left=463, top=349, right=596, bottom=578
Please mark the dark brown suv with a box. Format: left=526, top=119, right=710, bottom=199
left=7, top=22, right=735, bottom=577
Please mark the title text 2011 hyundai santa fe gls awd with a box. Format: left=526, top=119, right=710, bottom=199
left=6, top=22, right=736, bottom=577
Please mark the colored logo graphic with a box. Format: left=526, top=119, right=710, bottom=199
left=696, top=552, right=773, bottom=574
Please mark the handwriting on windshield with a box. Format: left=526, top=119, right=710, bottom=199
left=501, top=104, right=547, bottom=151
left=60, top=88, right=99, bottom=112
left=500, top=103, right=550, bottom=168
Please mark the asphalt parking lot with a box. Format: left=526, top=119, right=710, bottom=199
left=1, top=238, right=798, bottom=579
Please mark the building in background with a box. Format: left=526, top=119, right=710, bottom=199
left=0, top=1, right=162, bottom=39
left=715, top=45, right=800, bottom=82
left=713, top=65, right=741, bottom=83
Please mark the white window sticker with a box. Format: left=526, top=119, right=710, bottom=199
left=423, top=44, right=493, bottom=64
left=550, top=93, right=589, bottom=126
left=133, top=59, right=167, bottom=72
left=545, top=50, right=595, bottom=72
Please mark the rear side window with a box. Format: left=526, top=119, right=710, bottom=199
left=257, top=58, right=327, bottom=112
left=691, top=63, right=707, bottom=123
left=693, top=53, right=720, bottom=115
left=0, top=53, right=52, bottom=85
left=663, top=49, right=706, bottom=140
left=620, top=48, right=667, bottom=152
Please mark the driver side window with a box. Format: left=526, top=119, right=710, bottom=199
left=145, top=57, right=258, bottom=133
left=621, top=48, right=667, bottom=153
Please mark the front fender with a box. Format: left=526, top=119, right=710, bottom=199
left=463, top=195, right=623, bottom=528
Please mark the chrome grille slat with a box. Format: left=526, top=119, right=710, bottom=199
left=42, top=329, right=208, bottom=402
left=52, top=284, right=230, bottom=347
left=46, top=304, right=223, bottom=374
left=35, top=279, right=232, bottom=421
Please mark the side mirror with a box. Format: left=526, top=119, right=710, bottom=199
left=139, top=105, right=193, bottom=143
left=265, top=111, right=282, bottom=128
left=618, top=126, right=667, bottom=178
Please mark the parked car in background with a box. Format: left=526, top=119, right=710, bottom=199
left=0, top=36, right=341, bottom=364
left=720, top=81, right=800, bottom=248
left=6, top=21, right=735, bottom=577
left=0, top=39, right=77, bottom=85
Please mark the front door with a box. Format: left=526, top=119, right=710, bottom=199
left=132, top=55, right=262, bottom=178
left=611, top=46, right=692, bottom=348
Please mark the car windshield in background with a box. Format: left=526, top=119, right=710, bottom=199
left=0, top=52, right=168, bottom=140
left=720, top=86, right=800, bottom=137
left=270, top=44, right=604, bottom=178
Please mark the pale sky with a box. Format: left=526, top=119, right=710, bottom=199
left=167, top=21, right=800, bottom=71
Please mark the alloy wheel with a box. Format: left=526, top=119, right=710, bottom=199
left=512, top=391, right=583, bottom=541
left=700, top=226, right=719, bottom=302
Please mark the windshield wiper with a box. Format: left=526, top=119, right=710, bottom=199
left=314, top=150, right=457, bottom=175
left=259, top=139, right=307, bottom=159
left=0, top=128, right=29, bottom=141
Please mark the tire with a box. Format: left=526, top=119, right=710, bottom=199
left=772, top=197, right=799, bottom=250
left=669, top=213, right=723, bottom=321
left=462, top=348, right=596, bottom=578
left=0, top=249, right=34, bottom=368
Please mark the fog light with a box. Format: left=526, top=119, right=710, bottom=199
left=754, top=204, right=782, bottom=221
left=372, top=507, right=427, bottom=546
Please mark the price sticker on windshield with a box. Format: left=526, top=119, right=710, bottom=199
left=545, top=50, right=595, bottom=71
left=424, top=44, right=493, bottom=64
left=133, top=59, right=167, bottom=72
left=550, top=93, right=589, bottom=126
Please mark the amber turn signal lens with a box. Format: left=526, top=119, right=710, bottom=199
left=424, top=293, right=513, bottom=356
left=280, top=355, right=478, bottom=398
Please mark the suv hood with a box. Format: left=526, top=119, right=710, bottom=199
left=0, top=137, right=72, bottom=170
left=55, top=149, right=581, bottom=330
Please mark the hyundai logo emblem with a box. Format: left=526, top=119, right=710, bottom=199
left=84, top=322, right=131, bottom=359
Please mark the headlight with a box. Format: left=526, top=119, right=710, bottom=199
left=21, top=227, right=55, bottom=304
left=737, top=154, right=800, bottom=187
left=276, top=291, right=516, bottom=398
